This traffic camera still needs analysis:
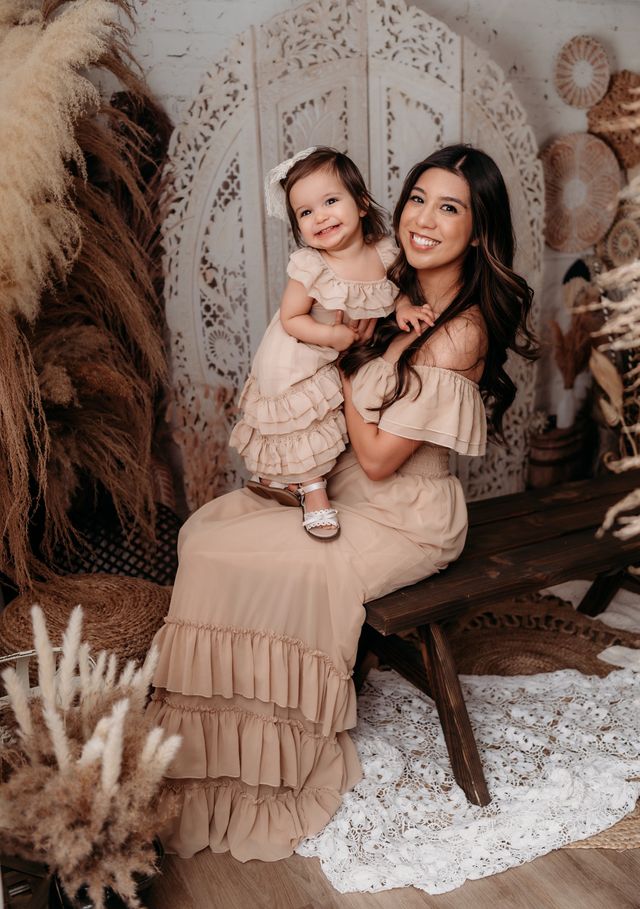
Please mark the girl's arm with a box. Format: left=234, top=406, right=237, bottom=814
left=280, top=279, right=359, bottom=351
left=341, top=373, right=420, bottom=481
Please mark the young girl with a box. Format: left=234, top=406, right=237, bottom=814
left=229, top=146, right=430, bottom=540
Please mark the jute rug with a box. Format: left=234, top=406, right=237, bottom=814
left=444, top=593, right=640, bottom=850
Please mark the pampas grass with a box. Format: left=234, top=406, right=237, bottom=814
left=0, top=605, right=180, bottom=909
left=0, top=0, right=121, bottom=322
left=0, top=0, right=172, bottom=588
left=169, top=382, right=237, bottom=510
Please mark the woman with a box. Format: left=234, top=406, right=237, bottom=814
left=147, top=145, right=538, bottom=862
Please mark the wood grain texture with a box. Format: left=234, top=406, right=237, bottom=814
left=418, top=624, right=490, bottom=806
left=366, top=470, right=640, bottom=635
left=146, top=846, right=640, bottom=909
left=577, top=570, right=625, bottom=617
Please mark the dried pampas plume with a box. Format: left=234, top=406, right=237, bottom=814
left=0, top=0, right=172, bottom=588
left=0, top=605, right=180, bottom=909
left=0, top=0, right=121, bottom=322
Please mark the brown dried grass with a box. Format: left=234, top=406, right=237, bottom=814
left=0, top=0, right=171, bottom=588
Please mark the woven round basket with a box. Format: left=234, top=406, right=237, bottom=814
left=595, top=203, right=640, bottom=267
left=540, top=132, right=621, bottom=252
left=0, top=574, right=171, bottom=667
left=566, top=801, right=640, bottom=850
left=554, top=35, right=610, bottom=109
left=588, top=70, right=640, bottom=170
left=446, top=595, right=640, bottom=677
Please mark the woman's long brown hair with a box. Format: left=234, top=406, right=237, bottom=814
left=340, top=145, right=539, bottom=438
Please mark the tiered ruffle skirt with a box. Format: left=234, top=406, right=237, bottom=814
left=229, top=363, right=347, bottom=483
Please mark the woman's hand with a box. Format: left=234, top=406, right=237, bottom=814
left=395, top=298, right=435, bottom=334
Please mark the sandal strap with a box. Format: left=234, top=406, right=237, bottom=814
left=250, top=476, right=291, bottom=491
left=299, top=480, right=327, bottom=495
left=302, top=508, right=339, bottom=530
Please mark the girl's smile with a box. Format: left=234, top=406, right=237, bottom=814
left=289, top=166, right=365, bottom=252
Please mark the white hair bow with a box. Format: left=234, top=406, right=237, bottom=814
left=264, top=147, right=318, bottom=221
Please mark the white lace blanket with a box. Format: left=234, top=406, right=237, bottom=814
left=297, top=667, right=640, bottom=894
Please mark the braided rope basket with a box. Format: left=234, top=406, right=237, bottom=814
left=0, top=574, right=171, bottom=666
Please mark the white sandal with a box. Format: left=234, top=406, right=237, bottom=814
left=246, top=476, right=300, bottom=507
left=299, top=480, right=340, bottom=541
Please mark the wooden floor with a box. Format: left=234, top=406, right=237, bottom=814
left=146, top=846, right=640, bottom=909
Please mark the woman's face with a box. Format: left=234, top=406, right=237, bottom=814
left=398, top=167, right=475, bottom=277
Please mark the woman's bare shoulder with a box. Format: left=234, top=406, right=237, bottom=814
left=412, top=306, right=488, bottom=379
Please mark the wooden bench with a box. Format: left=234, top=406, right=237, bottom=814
left=362, top=469, right=640, bottom=807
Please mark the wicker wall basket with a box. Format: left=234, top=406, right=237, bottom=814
left=588, top=70, right=640, bottom=170
left=554, top=35, right=610, bottom=109
left=540, top=132, right=621, bottom=252
left=596, top=202, right=640, bottom=267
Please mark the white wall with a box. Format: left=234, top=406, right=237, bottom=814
left=129, top=0, right=640, bottom=414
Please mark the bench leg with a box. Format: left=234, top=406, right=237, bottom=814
left=577, top=569, right=625, bottom=617
left=418, top=623, right=491, bottom=807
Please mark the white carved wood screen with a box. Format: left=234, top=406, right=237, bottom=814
left=163, top=0, right=544, bottom=512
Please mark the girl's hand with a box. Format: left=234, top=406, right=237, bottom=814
left=329, top=315, right=360, bottom=351
left=350, top=317, right=377, bottom=344
left=396, top=300, right=435, bottom=334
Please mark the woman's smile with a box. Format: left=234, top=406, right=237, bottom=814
left=399, top=167, right=474, bottom=274
left=409, top=232, right=441, bottom=250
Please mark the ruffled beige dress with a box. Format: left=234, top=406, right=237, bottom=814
left=147, top=358, right=487, bottom=862
left=228, top=237, right=397, bottom=483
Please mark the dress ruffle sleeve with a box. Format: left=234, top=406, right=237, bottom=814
left=286, top=243, right=397, bottom=320
left=350, top=359, right=487, bottom=456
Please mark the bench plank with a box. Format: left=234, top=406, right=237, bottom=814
left=366, top=529, right=640, bottom=634
left=362, top=470, right=640, bottom=805
left=467, top=470, right=640, bottom=526
left=463, top=488, right=629, bottom=559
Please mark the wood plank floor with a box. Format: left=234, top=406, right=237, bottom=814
left=146, top=847, right=640, bottom=909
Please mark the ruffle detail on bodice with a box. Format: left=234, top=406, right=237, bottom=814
left=152, top=619, right=357, bottom=735
left=156, top=776, right=356, bottom=862
left=148, top=694, right=357, bottom=790
left=235, top=364, right=343, bottom=435
left=229, top=411, right=348, bottom=479
left=286, top=237, right=398, bottom=321
left=351, top=359, right=487, bottom=457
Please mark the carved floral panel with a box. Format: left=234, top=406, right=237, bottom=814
left=162, top=0, right=543, bottom=510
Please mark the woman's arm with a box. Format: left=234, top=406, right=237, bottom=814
left=280, top=279, right=359, bottom=351
left=341, top=373, right=420, bottom=481
left=341, top=309, right=488, bottom=480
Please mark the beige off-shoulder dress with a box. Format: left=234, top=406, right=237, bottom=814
left=228, top=237, right=397, bottom=483
left=147, top=357, right=487, bottom=862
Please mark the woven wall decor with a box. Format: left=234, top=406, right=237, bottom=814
left=588, top=69, right=640, bottom=170
left=540, top=132, right=620, bottom=251
left=554, top=35, right=610, bottom=109
left=596, top=203, right=640, bottom=267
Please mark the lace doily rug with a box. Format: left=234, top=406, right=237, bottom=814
left=296, top=666, right=640, bottom=895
